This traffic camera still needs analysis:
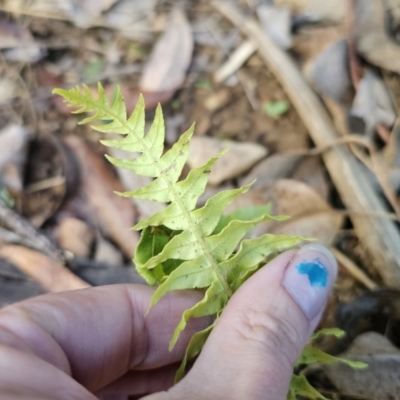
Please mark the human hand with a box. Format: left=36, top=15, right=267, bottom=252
left=0, top=244, right=337, bottom=400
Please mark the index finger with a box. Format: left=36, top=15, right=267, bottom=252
left=0, top=284, right=208, bottom=392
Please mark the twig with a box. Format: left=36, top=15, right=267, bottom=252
left=25, top=176, right=65, bottom=193
left=214, top=39, right=257, bottom=83
left=331, top=247, right=379, bottom=290
left=345, top=0, right=362, bottom=89
left=213, top=1, right=400, bottom=286
left=293, top=134, right=400, bottom=220
left=205, top=18, right=259, bottom=110
left=0, top=200, right=64, bottom=262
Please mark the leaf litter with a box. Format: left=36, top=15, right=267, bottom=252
left=0, top=0, right=399, bottom=398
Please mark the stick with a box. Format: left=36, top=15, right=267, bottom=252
left=213, top=1, right=400, bottom=286
left=214, top=40, right=257, bottom=83
left=330, top=247, right=379, bottom=290
left=0, top=200, right=64, bottom=262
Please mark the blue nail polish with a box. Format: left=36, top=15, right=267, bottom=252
left=296, top=258, right=329, bottom=287
left=282, top=245, right=337, bottom=320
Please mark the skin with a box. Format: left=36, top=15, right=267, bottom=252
left=0, top=249, right=334, bottom=400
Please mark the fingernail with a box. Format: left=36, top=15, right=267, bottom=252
left=282, top=244, right=337, bottom=321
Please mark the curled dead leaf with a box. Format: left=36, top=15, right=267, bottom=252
left=64, top=137, right=139, bottom=257
left=0, top=245, right=89, bottom=292
left=139, top=6, right=193, bottom=94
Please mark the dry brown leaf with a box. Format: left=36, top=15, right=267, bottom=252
left=187, top=136, right=268, bottom=186
left=275, top=0, right=345, bottom=23
left=304, top=40, right=353, bottom=106
left=22, top=137, right=67, bottom=227
left=0, top=18, right=45, bottom=62
left=55, top=217, right=95, bottom=258
left=265, top=180, right=342, bottom=245
left=350, top=70, right=396, bottom=137
left=270, top=211, right=342, bottom=245
left=0, top=125, right=29, bottom=192
left=239, top=153, right=303, bottom=189
left=0, top=245, right=89, bottom=292
left=94, top=235, right=124, bottom=266
left=139, top=6, right=193, bottom=93
left=291, top=156, right=329, bottom=200
left=236, top=179, right=342, bottom=245
left=81, top=0, right=117, bottom=17
left=257, top=4, right=292, bottom=49
left=65, top=137, right=139, bottom=258
left=354, top=0, right=400, bottom=73
left=265, top=178, right=331, bottom=215
left=104, top=0, right=156, bottom=31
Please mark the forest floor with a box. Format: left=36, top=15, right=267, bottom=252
left=0, top=0, right=400, bottom=398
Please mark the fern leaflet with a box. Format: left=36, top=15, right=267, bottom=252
left=54, top=84, right=366, bottom=396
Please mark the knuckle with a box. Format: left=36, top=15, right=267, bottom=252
left=233, top=304, right=302, bottom=369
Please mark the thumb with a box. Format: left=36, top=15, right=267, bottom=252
left=171, top=244, right=337, bottom=400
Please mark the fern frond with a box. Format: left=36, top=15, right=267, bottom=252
left=54, top=85, right=354, bottom=396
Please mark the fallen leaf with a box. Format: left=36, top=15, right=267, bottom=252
left=353, top=0, right=400, bottom=73
left=187, top=136, right=268, bottom=186
left=0, top=124, right=29, bottom=192
left=239, top=153, right=304, bottom=189
left=0, top=259, right=45, bottom=306
left=292, top=156, right=330, bottom=201
left=275, top=0, right=345, bottom=23
left=22, top=137, right=67, bottom=227
left=55, top=217, right=95, bottom=258
left=304, top=40, right=353, bottom=106
left=322, top=332, right=400, bottom=399
left=94, top=235, right=124, bottom=266
left=0, top=18, right=45, bottom=63
left=81, top=0, right=117, bottom=18
left=350, top=70, right=396, bottom=137
left=203, top=89, right=231, bottom=112
left=139, top=6, right=193, bottom=93
left=257, top=4, right=292, bottom=49
left=105, top=0, right=156, bottom=29
left=0, top=245, right=89, bottom=292
left=64, top=137, right=139, bottom=257
left=255, top=179, right=341, bottom=245
left=270, top=211, right=342, bottom=245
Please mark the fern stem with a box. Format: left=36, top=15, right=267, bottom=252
left=93, top=100, right=233, bottom=298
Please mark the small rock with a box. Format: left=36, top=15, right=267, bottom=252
left=322, top=332, right=400, bottom=400
left=187, top=136, right=268, bottom=186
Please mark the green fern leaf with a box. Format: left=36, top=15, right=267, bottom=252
left=54, top=85, right=338, bottom=392
left=289, top=375, right=329, bottom=400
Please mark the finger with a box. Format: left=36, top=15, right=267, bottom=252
left=97, top=364, right=177, bottom=397
left=0, top=343, right=96, bottom=400
left=0, top=285, right=210, bottom=392
left=170, top=244, right=337, bottom=400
